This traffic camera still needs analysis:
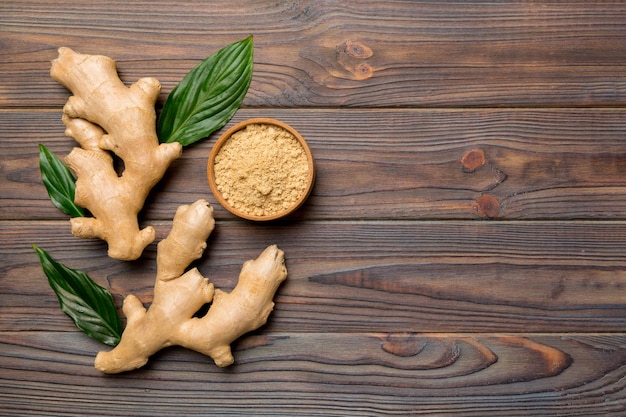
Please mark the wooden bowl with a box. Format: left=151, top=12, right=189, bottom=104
left=207, top=118, right=315, bottom=221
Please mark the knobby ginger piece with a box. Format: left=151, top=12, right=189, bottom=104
left=50, top=47, right=182, bottom=260
left=94, top=199, right=288, bottom=373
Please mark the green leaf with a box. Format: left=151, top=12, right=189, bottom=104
left=157, top=36, right=254, bottom=146
left=33, top=245, right=122, bottom=346
left=38, top=144, right=85, bottom=218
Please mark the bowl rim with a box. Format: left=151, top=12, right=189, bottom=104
left=207, top=117, right=316, bottom=221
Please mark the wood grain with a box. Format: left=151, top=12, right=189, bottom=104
left=3, top=220, right=625, bottom=333
left=1, top=332, right=625, bottom=416
left=1, top=1, right=626, bottom=415
left=3, top=108, right=626, bottom=221
left=2, top=1, right=626, bottom=108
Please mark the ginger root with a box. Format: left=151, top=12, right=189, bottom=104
left=50, top=47, right=182, bottom=260
left=94, top=199, right=288, bottom=373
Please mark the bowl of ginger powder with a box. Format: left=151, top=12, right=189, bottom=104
left=207, top=118, right=315, bottom=221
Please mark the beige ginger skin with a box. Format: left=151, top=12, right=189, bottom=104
left=50, top=47, right=182, bottom=260
left=50, top=48, right=288, bottom=373
left=94, top=199, right=288, bottom=373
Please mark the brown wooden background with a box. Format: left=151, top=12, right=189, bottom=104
left=2, top=1, right=626, bottom=415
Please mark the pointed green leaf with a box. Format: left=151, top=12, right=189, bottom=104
left=157, top=36, right=254, bottom=146
left=38, top=144, right=85, bottom=218
left=33, top=245, right=122, bottom=346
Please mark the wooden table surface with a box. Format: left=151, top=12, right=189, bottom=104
left=2, top=1, right=626, bottom=415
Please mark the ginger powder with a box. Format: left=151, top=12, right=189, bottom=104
left=212, top=123, right=311, bottom=218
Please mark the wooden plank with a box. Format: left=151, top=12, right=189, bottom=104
left=3, top=2, right=626, bottom=414
left=3, top=220, right=626, bottom=333
left=3, top=108, right=626, bottom=221
left=1, top=331, right=624, bottom=415
left=2, top=1, right=626, bottom=108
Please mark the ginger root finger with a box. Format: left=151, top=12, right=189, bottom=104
left=178, top=244, right=288, bottom=367
left=51, top=47, right=182, bottom=260
left=94, top=199, right=288, bottom=374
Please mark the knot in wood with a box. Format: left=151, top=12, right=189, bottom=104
left=336, top=40, right=375, bottom=80
left=381, top=333, right=425, bottom=357
left=344, top=40, right=373, bottom=59
left=474, top=194, right=502, bottom=218
left=461, top=149, right=486, bottom=172
left=354, top=63, right=374, bottom=80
